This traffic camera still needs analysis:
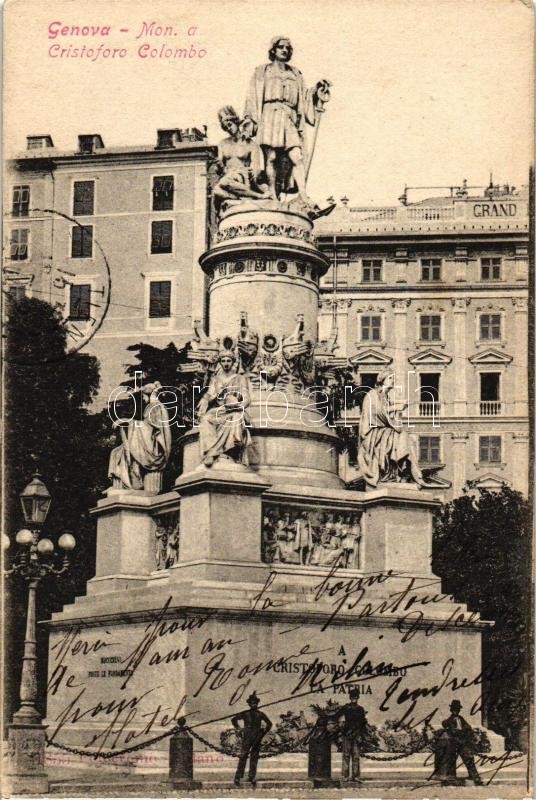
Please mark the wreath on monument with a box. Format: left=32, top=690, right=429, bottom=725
left=219, top=703, right=492, bottom=755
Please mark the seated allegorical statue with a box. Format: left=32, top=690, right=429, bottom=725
left=197, top=348, right=252, bottom=468
left=357, top=371, right=426, bottom=489
left=213, top=105, right=272, bottom=214
left=108, top=381, right=172, bottom=492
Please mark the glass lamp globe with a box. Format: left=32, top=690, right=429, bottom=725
left=58, top=533, right=76, bottom=551
left=2, top=534, right=11, bottom=551
left=20, top=473, right=51, bottom=527
left=37, top=538, right=54, bottom=554
left=16, top=529, right=34, bottom=546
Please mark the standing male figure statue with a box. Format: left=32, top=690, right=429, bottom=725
left=232, top=692, right=272, bottom=787
left=243, top=36, right=330, bottom=201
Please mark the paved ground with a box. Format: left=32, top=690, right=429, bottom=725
left=38, top=769, right=532, bottom=800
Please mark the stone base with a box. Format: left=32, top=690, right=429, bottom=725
left=167, top=779, right=203, bottom=790
left=4, top=724, right=49, bottom=796
left=48, top=481, right=502, bottom=760
left=312, top=778, right=341, bottom=788
left=3, top=774, right=50, bottom=796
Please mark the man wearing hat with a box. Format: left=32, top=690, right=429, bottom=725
left=231, top=692, right=272, bottom=787
left=332, top=687, right=368, bottom=783
left=441, top=699, right=483, bottom=785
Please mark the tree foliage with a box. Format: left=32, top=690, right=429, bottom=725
left=432, top=484, right=532, bottom=749
left=3, top=298, right=112, bottom=723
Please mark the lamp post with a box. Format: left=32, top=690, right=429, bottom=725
left=3, top=473, right=76, bottom=795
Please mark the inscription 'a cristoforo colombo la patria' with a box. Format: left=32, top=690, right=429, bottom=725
left=47, top=21, right=207, bottom=61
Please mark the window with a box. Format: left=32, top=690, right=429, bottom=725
left=73, top=181, right=95, bottom=216
left=480, top=373, right=500, bottom=401
left=12, top=185, right=30, bottom=217
left=419, top=436, right=441, bottom=464
left=419, top=314, right=441, bottom=341
left=479, top=436, right=501, bottom=463
left=9, top=229, right=29, bottom=260
left=7, top=286, right=26, bottom=303
left=481, top=257, right=501, bottom=281
left=149, top=280, right=171, bottom=317
left=421, top=258, right=441, bottom=281
left=69, top=284, right=91, bottom=320
left=419, top=374, right=440, bottom=402
left=480, top=372, right=501, bottom=415
left=71, top=225, right=93, bottom=258
left=351, top=372, right=378, bottom=410
left=152, top=176, right=174, bottom=211
left=362, top=259, right=382, bottom=282
left=151, top=221, right=173, bottom=254
left=419, top=373, right=440, bottom=416
left=480, top=313, right=501, bottom=340
left=361, top=315, right=381, bottom=342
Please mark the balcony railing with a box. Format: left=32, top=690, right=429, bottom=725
left=419, top=401, right=441, bottom=418
left=480, top=400, right=502, bottom=416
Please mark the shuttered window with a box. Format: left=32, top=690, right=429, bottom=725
left=152, top=176, right=174, bottom=211
left=69, top=284, right=91, bottom=320
left=71, top=225, right=93, bottom=258
left=151, top=221, right=173, bottom=253
left=73, top=181, right=95, bottom=215
left=149, top=281, right=171, bottom=317
left=10, top=229, right=29, bottom=260
left=12, top=185, right=30, bottom=217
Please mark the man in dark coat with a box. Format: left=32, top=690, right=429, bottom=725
left=441, top=700, right=483, bottom=785
left=332, top=687, right=368, bottom=782
left=231, top=692, right=272, bottom=787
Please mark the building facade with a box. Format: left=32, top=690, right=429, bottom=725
left=315, top=182, right=529, bottom=498
left=4, top=150, right=530, bottom=498
left=4, top=130, right=214, bottom=404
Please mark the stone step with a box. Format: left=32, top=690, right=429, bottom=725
left=45, top=749, right=528, bottom=787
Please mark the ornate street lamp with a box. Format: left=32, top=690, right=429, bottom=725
left=3, top=474, right=76, bottom=795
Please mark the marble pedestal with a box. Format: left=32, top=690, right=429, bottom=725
left=44, top=474, right=500, bottom=761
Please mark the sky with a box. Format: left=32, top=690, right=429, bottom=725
left=3, top=0, right=534, bottom=205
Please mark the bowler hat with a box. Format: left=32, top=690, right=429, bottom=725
left=450, top=699, right=462, bottom=710
left=247, top=692, right=260, bottom=706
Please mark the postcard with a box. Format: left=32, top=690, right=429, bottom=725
left=2, top=1, right=533, bottom=798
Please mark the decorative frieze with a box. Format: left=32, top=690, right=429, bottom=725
left=451, top=298, right=471, bottom=310
left=262, top=503, right=362, bottom=569
left=216, top=221, right=312, bottom=243
left=391, top=298, right=411, bottom=311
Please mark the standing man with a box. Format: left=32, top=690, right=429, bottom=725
left=441, top=700, right=483, bottom=785
left=243, top=36, right=330, bottom=201
left=333, top=688, right=368, bottom=783
left=232, top=692, right=272, bottom=787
